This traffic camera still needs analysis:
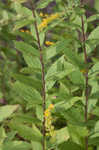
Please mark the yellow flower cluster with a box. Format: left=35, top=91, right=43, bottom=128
left=39, top=12, right=48, bottom=17
left=38, top=13, right=60, bottom=30
left=39, top=12, right=44, bottom=17
left=80, top=69, right=87, bottom=74
left=20, top=29, right=54, bottom=46
left=44, top=104, right=54, bottom=117
left=20, top=29, right=31, bottom=35
left=45, top=41, right=54, bottom=46
left=44, top=104, right=55, bottom=137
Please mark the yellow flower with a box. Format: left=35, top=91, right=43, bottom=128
left=44, top=107, right=55, bottom=136
left=49, top=104, right=54, bottom=110
left=80, top=69, right=87, bottom=74
left=20, top=29, right=31, bottom=35
left=20, top=29, right=25, bottom=32
left=44, top=104, right=54, bottom=118
left=45, top=41, right=54, bottom=46
left=44, top=14, right=48, bottom=17
left=40, top=12, right=44, bottom=17
left=25, top=30, right=31, bottom=35
left=38, top=19, right=48, bottom=30
left=46, top=13, right=59, bottom=23
left=44, top=109, right=50, bottom=117
left=48, top=13, right=59, bottom=21
left=38, top=13, right=60, bottom=30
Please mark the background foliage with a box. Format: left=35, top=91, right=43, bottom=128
left=0, top=0, right=99, bottom=150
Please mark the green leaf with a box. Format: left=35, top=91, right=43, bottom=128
left=88, top=137, right=99, bottom=145
left=56, top=60, right=76, bottom=80
left=39, top=31, right=45, bottom=45
left=46, top=55, right=75, bottom=81
left=13, top=0, right=27, bottom=3
left=0, top=127, right=6, bottom=144
left=88, top=26, right=99, bottom=40
left=32, top=124, right=42, bottom=137
left=14, top=41, right=39, bottom=57
left=86, top=40, right=99, bottom=54
left=89, top=78, right=99, bottom=101
left=61, top=107, right=85, bottom=125
left=57, top=83, right=70, bottom=101
left=95, top=121, right=99, bottom=133
left=13, top=73, right=42, bottom=92
left=94, top=0, right=99, bottom=11
left=90, top=91, right=99, bottom=99
left=13, top=81, right=42, bottom=105
left=45, top=55, right=65, bottom=80
left=55, top=127, right=69, bottom=144
left=59, top=82, right=70, bottom=95
left=56, top=40, right=85, bottom=69
left=89, top=62, right=99, bottom=76
left=36, top=105, right=43, bottom=121
left=9, top=122, right=42, bottom=142
left=14, top=30, right=35, bottom=45
left=97, top=146, right=99, bottom=150
left=46, top=80, right=56, bottom=92
left=14, top=18, right=34, bottom=30
left=2, top=141, right=31, bottom=150
left=37, top=0, right=54, bottom=9
left=13, top=113, right=40, bottom=124
left=93, top=106, right=99, bottom=117
left=90, top=121, right=99, bottom=138
left=24, top=55, right=41, bottom=69
left=45, top=43, right=62, bottom=60
left=87, top=14, right=99, bottom=22
left=11, top=2, right=32, bottom=17
left=73, top=15, right=87, bottom=32
left=69, top=70, right=85, bottom=87
left=64, top=48, right=85, bottom=70
left=20, top=67, right=41, bottom=75
left=68, top=124, right=88, bottom=146
left=59, top=141, right=83, bottom=150
left=0, top=105, right=19, bottom=123
left=5, top=131, right=17, bottom=142
left=56, top=39, right=72, bottom=53
left=55, top=97, right=82, bottom=111
left=31, top=141, right=42, bottom=150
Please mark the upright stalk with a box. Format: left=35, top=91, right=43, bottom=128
left=30, top=1, right=46, bottom=150
left=81, top=2, right=89, bottom=150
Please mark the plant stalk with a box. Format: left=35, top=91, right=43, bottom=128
left=81, top=7, right=89, bottom=150
left=30, top=2, right=46, bottom=150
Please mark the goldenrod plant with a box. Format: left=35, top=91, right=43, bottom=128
left=0, top=0, right=99, bottom=150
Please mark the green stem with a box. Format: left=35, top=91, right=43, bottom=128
left=30, top=1, right=46, bottom=150
left=81, top=5, right=89, bottom=150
